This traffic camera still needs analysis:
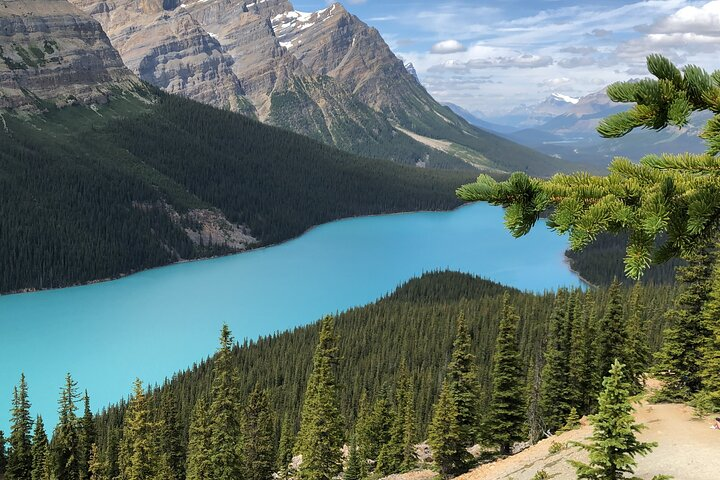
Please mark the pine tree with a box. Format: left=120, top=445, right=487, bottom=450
left=53, top=373, right=80, bottom=480
left=699, top=254, right=720, bottom=410
left=654, top=249, right=713, bottom=400
left=571, top=293, right=598, bottom=414
left=186, top=396, right=212, bottom=480
left=31, top=416, right=49, bottom=480
left=571, top=360, right=658, bottom=479
left=357, top=392, right=391, bottom=470
left=157, top=391, right=185, bottom=480
left=241, top=386, right=275, bottom=480
left=377, top=364, right=416, bottom=474
left=427, top=383, right=466, bottom=477
left=208, top=325, right=243, bottom=480
left=483, top=294, right=526, bottom=454
left=276, top=414, right=295, bottom=480
left=594, top=281, right=626, bottom=394
left=445, top=311, right=481, bottom=445
left=118, top=379, right=156, bottom=480
left=344, top=438, right=362, bottom=480
left=7, top=374, right=33, bottom=480
left=1, top=430, right=7, bottom=479
left=624, top=283, right=650, bottom=394
left=88, top=444, right=109, bottom=480
left=457, top=55, right=720, bottom=280
left=540, top=291, right=572, bottom=432
left=526, top=351, right=544, bottom=444
left=296, top=316, right=343, bottom=480
left=78, top=392, right=95, bottom=480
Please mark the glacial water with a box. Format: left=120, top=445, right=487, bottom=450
left=0, top=203, right=582, bottom=430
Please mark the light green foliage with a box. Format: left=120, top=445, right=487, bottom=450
left=428, top=383, right=467, bottom=477
left=548, top=442, right=565, bottom=455
left=118, top=379, right=157, bottom=480
left=571, top=361, right=658, bottom=480
left=457, top=55, right=720, bottom=279
left=297, top=317, right=344, bottom=480
left=344, top=439, right=363, bottom=480
left=559, top=407, right=581, bottom=432
left=482, top=294, right=527, bottom=454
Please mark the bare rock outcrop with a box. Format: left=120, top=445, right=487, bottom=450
left=0, top=0, right=137, bottom=109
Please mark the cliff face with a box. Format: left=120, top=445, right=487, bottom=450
left=0, top=0, right=137, bottom=109
left=63, top=0, right=561, bottom=173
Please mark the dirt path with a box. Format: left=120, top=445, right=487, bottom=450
left=455, top=402, right=720, bottom=480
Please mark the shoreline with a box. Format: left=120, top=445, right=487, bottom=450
left=0, top=204, right=470, bottom=298
left=562, top=253, right=598, bottom=288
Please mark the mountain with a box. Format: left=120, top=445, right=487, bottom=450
left=471, top=88, right=708, bottom=167
left=65, top=0, right=572, bottom=176
left=0, top=0, right=138, bottom=109
left=444, top=103, right=519, bottom=135
left=0, top=0, right=476, bottom=294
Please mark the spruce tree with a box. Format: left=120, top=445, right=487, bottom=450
left=1, top=430, right=7, bottom=479
left=699, top=254, right=720, bottom=410
left=572, top=293, right=598, bottom=414
left=357, top=392, right=391, bottom=470
left=118, top=379, right=156, bottom=480
left=654, top=249, right=713, bottom=400
left=7, top=374, right=33, bottom=480
left=208, top=325, right=243, bottom=480
left=78, top=392, right=95, bottom=480
left=276, top=414, right=295, bottom=480
left=444, top=311, right=481, bottom=445
left=427, top=383, right=466, bottom=477
left=377, top=364, right=416, bottom=474
left=31, top=416, right=49, bottom=480
left=594, top=281, right=626, bottom=394
left=157, top=391, right=185, bottom=480
left=571, top=360, right=658, bottom=480
left=186, top=396, right=212, bottom=480
left=540, top=291, right=572, bottom=432
left=296, top=316, right=343, bottom=480
left=482, top=294, right=526, bottom=455
left=624, top=283, right=650, bottom=394
left=88, top=444, right=109, bottom=480
left=344, top=438, right=362, bottom=480
left=241, top=386, right=275, bottom=480
left=53, top=373, right=80, bottom=480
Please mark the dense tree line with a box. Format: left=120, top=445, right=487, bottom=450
left=0, top=93, right=472, bottom=294
left=79, top=272, right=675, bottom=477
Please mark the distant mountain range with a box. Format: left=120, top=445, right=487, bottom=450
left=448, top=89, right=708, bottom=168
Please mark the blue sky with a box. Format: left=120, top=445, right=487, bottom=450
left=292, top=0, right=720, bottom=115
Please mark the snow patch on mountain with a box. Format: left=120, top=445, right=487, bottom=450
left=551, top=93, right=579, bottom=104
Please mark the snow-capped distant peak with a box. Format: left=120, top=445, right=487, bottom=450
left=551, top=93, right=579, bottom=104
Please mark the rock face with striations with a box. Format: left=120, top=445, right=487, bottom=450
left=65, top=0, right=561, bottom=173
left=0, top=0, right=137, bottom=110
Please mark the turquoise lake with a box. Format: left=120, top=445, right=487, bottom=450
left=0, top=203, right=582, bottom=431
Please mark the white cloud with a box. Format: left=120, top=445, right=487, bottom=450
left=430, top=40, right=467, bottom=54
left=466, top=54, right=554, bottom=69
left=650, top=1, right=720, bottom=35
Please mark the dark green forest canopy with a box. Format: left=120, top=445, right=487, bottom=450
left=93, top=271, right=676, bottom=453
left=457, top=55, right=720, bottom=279
left=0, top=91, right=473, bottom=294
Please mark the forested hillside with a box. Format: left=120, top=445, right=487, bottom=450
left=71, top=271, right=676, bottom=480
left=0, top=91, right=473, bottom=294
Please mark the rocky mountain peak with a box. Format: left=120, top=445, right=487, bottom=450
left=0, top=0, right=137, bottom=110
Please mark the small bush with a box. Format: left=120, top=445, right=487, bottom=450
left=548, top=442, right=565, bottom=455
left=531, top=470, right=550, bottom=480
